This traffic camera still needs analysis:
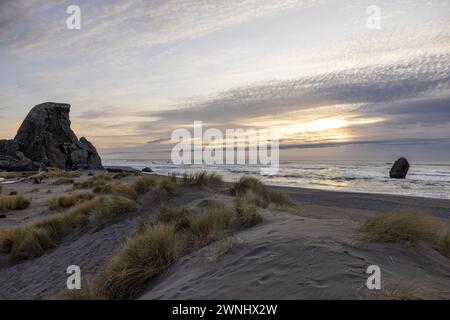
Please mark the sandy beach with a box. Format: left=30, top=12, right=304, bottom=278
left=0, top=171, right=449, bottom=300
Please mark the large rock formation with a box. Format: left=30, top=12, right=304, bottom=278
left=0, top=102, right=103, bottom=171
left=0, top=139, right=39, bottom=171
left=389, top=157, right=410, bottom=179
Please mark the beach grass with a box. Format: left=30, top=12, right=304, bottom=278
left=235, top=193, right=263, bottom=228
left=232, top=176, right=292, bottom=207
left=0, top=197, right=103, bottom=259
left=158, top=204, right=193, bottom=229
left=93, top=182, right=138, bottom=200
left=188, top=206, right=230, bottom=246
left=155, top=179, right=177, bottom=203
left=0, top=195, right=138, bottom=260
left=96, top=223, right=177, bottom=299
left=47, top=192, right=95, bottom=211
left=73, top=173, right=112, bottom=189
left=0, top=195, right=31, bottom=211
left=43, top=167, right=83, bottom=179
left=130, top=176, right=157, bottom=194
left=89, top=196, right=138, bottom=230
left=52, top=178, right=75, bottom=185
left=62, top=199, right=231, bottom=299
left=182, top=171, right=223, bottom=187
left=359, top=209, right=450, bottom=257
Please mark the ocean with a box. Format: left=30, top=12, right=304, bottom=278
left=103, top=160, right=450, bottom=200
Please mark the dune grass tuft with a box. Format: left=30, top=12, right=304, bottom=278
left=112, top=171, right=139, bottom=180
left=52, top=178, right=75, bottom=185
left=155, top=179, right=177, bottom=203
left=98, top=223, right=177, bottom=299
left=61, top=198, right=232, bottom=300
left=93, top=182, right=137, bottom=200
left=232, top=176, right=292, bottom=207
left=0, top=194, right=138, bottom=260
left=89, top=196, right=138, bottom=230
left=158, top=204, right=193, bottom=229
left=235, top=193, right=263, bottom=228
left=0, top=197, right=103, bottom=259
left=182, top=171, right=223, bottom=187
left=0, top=195, right=31, bottom=211
left=198, top=198, right=227, bottom=210
left=188, top=206, right=230, bottom=246
left=47, top=193, right=95, bottom=211
left=57, top=277, right=107, bottom=300
left=73, top=173, right=112, bottom=190
left=131, top=176, right=157, bottom=194
left=359, top=209, right=450, bottom=257
left=43, top=167, right=83, bottom=178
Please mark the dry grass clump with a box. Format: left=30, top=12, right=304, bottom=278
left=188, top=206, right=230, bottom=245
left=0, top=197, right=103, bottom=259
left=235, top=194, right=263, bottom=228
left=0, top=195, right=31, bottom=211
left=379, top=286, right=430, bottom=300
left=57, top=277, right=107, bottom=300
left=62, top=199, right=232, bottom=300
left=97, top=223, right=177, bottom=299
left=359, top=209, right=450, bottom=257
left=232, top=176, right=292, bottom=207
left=52, top=178, right=75, bottom=185
left=158, top=204, right=193, bottom=229
left=130, top=176, right=157, bottom=194
left=73, top=173, right=112, bottom=190
left=182, top=171, right=223, bottom=187
left=0, top=172, right=34, bottom=179
left=198, top=198, right=227, bottom=210
left=89, top=196, right=138, bottom=230
left=0, top=185, right=2, bottom=194
left=44, top=167, right=82, bottom=178
left=155, top=179, right=177, bottom=203
left=112, top=171, right=139, bottom=180
left=0, top=195, right=138, bottom=260
left=47, top=192, right=95, bottom=211
left=93, top=182, right=137, bottom=200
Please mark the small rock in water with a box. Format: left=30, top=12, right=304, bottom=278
left=142, top=167, right=153, bottom=173
left=389, top=157, right=410, bottom=179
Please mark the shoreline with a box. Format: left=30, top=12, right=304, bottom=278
left=133, top=171, right=450, bottom=219
left=144, top=171, right=450, bottom=205
left=3, top=167, right=450, bottom=204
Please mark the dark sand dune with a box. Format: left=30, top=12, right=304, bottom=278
left=139, top=200, right=450, bottom=300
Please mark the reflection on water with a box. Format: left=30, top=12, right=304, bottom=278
left=103, top=160, right=450, bottom=200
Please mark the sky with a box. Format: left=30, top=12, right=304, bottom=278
left=0, top=0, right=449, bottom=162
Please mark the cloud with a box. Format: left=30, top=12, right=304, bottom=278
left=75, top=106, right=124, bottom=119
left=0, top=0, right=311, bottom=58
left=149, top=53, right=450, bottom=127
left=279, top=138, right=450, bottom=150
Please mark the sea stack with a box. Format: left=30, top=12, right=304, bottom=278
left=389, top=157, right=410, bottom=179
left=0, top=102, right=103, bottom=171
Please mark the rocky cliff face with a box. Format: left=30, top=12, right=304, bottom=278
left=0, top=102, right=103, bottom=171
